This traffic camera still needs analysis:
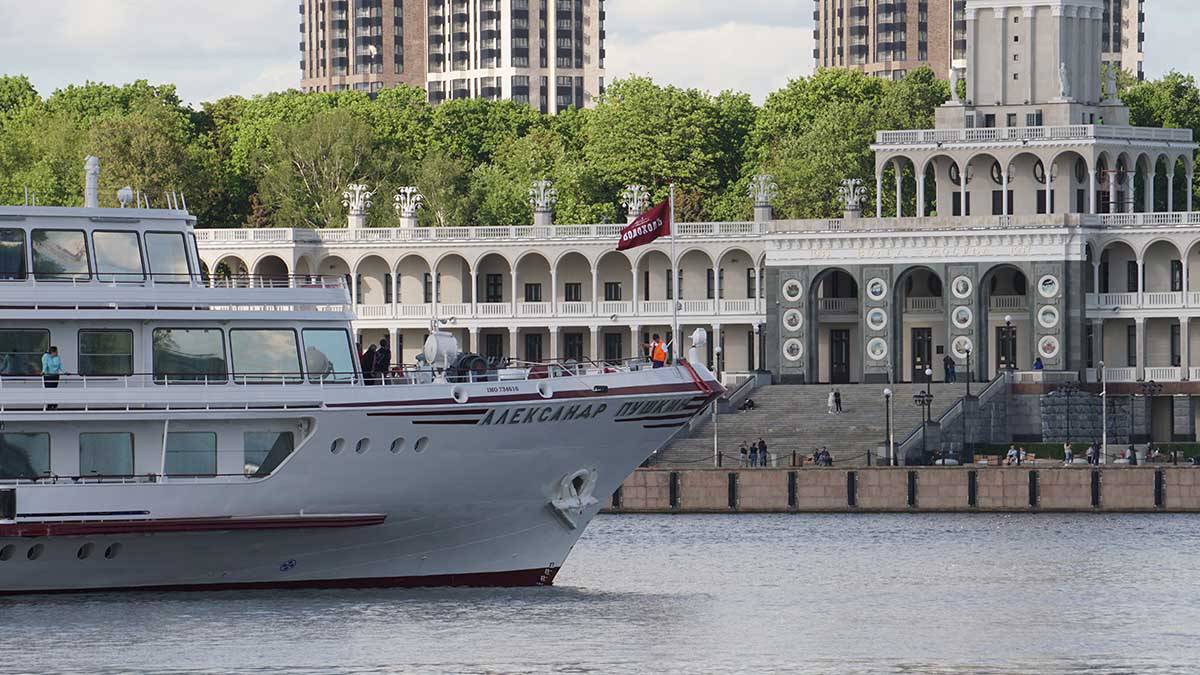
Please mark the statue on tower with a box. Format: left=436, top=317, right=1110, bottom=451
left=1058, top=62, right=1072, bottom=100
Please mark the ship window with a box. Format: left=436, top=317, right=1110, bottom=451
left=0, top=329, right=49, bottom=376
left=145, top=231, right=191, bottom=282
left=0, top=229, right=26, bottom=280
left=243, top=431, right=295, bottom=477
left=230, top=329, right=302, bottom=384
left=303, top=328, right=357, bottom=383
left=164, top=432, right=217, bottom=476
left=79, top=432, right=134, bottom=477
left=78, top=330, right=134, bottom=376
left=92, top=231, right=144, bottom=282
left=32, top=229, right=90, bottom=281
left=0, top=432, right=51, bottom=479
left=152, top=328, right=227, bottom=383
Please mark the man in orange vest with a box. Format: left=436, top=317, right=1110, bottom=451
left=648, top=333, right=667, bottom=368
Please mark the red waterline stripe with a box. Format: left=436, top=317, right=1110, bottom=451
left=0, top=566, right=560, bottom=596
left=0, top=514, right=387, bottom=538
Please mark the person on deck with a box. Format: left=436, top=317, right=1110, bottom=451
left=648, top=334, right=667, bottom=369
left=41, top=346, right=64, bottom=410
left=361, top=343, right=377, bottom=385
left=749, top=442, right=759, bottom=468
left=373, top=337, right=392, bottom=385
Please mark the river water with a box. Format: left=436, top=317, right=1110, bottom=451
left=2, top=513, right=1198, bottom=674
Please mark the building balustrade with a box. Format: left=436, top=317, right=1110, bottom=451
left=1085, top=291, right=1200, bottom=313
left=875, top=124, right=1193, bottom=146
left=818, top=298, right=858, bottom=314
left=905, top=297, right=944, bottom=313
left=348, top=299, right=768, bottom=323
left=988, top=295, right=1027, bottom=311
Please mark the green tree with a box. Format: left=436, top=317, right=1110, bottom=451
left=416, top=150, right=475, bottom=227
left=0, top=75, right=38, bottom=119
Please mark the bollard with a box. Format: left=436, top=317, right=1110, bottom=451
left=787, top=471, right=798, bottom=509
left=847, top=471, right=858, bottom=508
left=1028, top=470, right=1039, bottom=509
left=669, top=472, right=680, bottom=510
left=906, top=471, right=917, bottom=508
left=1091, top=470, right=1101, bottom=508
left=717, top=451, right=723, bottom=468
left=1154, top=470, right=1165, bottom=509
left=967, top=470, right=978, bottom=508
left=727, top=472, right=738, bottom=510
left=792, top=450, right=797, bottom=467
left=611, top=486, right=622, bottom=510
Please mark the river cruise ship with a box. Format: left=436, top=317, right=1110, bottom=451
left=0, top=165, right=720, bottom=594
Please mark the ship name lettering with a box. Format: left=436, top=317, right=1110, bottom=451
left=478, top=403, right=608, bottom=426
left=615, top=397, right=690, bottom=418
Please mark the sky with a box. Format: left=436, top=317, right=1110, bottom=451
left=0, top=0, right=1197, bottom=107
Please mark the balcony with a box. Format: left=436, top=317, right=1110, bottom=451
left=349, top=298, right=767, bottom=325
left=988, top=295, right=1026, bottom=311
left=875, top=124, right=1193, bottom=147
left=818, top=298, right=859, bottom=314
left=1086, top=291, right=1190, bottom=311
left=905, top=297, right=944, bottom=313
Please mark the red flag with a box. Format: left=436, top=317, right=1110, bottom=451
left=616, top=199, right=671, bottom=251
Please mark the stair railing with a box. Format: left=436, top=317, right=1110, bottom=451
left=895, top=372, right=1011, bottom=465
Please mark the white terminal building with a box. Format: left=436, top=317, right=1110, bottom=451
left=199, top=0, right=1197, bottom=396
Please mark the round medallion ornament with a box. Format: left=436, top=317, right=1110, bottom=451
left=783, top=338, right=804, bottom=362
left=782, top=279, right=804, bottom=302
left=866, top=278, right=888, bottom=302
left=1037, top=274, right=1060, bottom=298
left=952, top=336, right=974, bottom=359
left=951, top=275, right=973, bottom=299
left=951, top=305, right=974, bottom=329
left=783, top=308, right=803, bottom=332
left=1037, top=305, right=1060, bottom=329
left=1038, top=335, right=1061, bottom=359
left=867, top=337, right=889, bottom=361
left=866, top=307, right=888, bottom=331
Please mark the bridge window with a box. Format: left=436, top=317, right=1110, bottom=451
left=0, top=432, right=50, bottom=479
left=79, top=432, right=134, bottom=477
left=303, top=329, right=357, bottom=383
left=230, top=329, right=302, bottom=384
left=78, top=330, right=134, bottom=376
left=164, top=432, right=217, bottom=476
left=0, top=229, right=26, bottom=280
left=32, top=229, right=90, bottom=281
left=153, top=328, right=227, bottom=383
left=145, top=232, right=191, bottom=282
left=244, top=431, right=295, bottom=477
left=92, top=231, right=144, bottom=282
left=0, top=329, right=49, bottom=376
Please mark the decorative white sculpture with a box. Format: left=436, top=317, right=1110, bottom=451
left=949, top=68, right=961, bottom=103
left=393, top=186, right=424, bottom=217
left=748, top=174, right=778, bottom=206
left=529, top=179, right=557, bottom=211
left=342, top=183, right=375, bottom=215
left=837, top=178, right=867, bottom=212
left=1106, top=66, right=1118, bottom=102
left=620, top=184, right=650, bottom=216
left=1058, top=62, right=1071, bottom=99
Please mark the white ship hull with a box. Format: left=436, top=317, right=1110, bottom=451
left=0, top=366, right=717, bottom=594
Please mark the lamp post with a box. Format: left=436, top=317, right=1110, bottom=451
left=1099, top=360, right=1108, bottom=464
left=1056, top=381, right=1080, bottom=447
left=914, top=368, right=935, bottom=464
left=965, top=348, right=972, bottom=397
left=1003, top=315, right=1014, bottom=372
left=1136, top=379, right=1162, bottom=453
left=884, top=388, right=894, bottom=466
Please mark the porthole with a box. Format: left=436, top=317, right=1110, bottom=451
left=865, top=278, right=888, bottom=302
left=1038, top=305, right=1060, bottom=329
left=781, top=279, right=803, bottom=302
left=355, top=438, right=371, bottom=455
left=782, top=338, right=804, bottom=362
left=865, top=307, right=888, bottom=332
left=413, top=437, right=430, bottom=453
left=104, top=543, right=122, bottom=560
left=390, top=437, right=406, bottom=454
left=951, top=305, right=974, bottom=329
left=27, top=544, right=44, bottom=561
left=1038, top=335, right=1061, bottom=359
left=330, top=438, right=345, bottom=455
left=952, top=336, right=974, bottom=360
left=783, top=309, right=803, bottom=332
left=1037, top=275, right=1060, bottom=298
left=0, top=545, right=14, bottom=561
left=77, top=543, right=94, bottom=560
left=867, top=337, right=889, bottom=361
left=951, top=275, right=973, bottom=299
left=452, top=385, right=470, bottom=403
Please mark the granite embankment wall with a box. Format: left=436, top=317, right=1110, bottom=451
left=604, top=467, right=1200, bottom=513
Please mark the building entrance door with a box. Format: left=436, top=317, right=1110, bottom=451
left=996, top=325, right=1017, bottom=371
left=830, top=329, right=851, bottom=383
left=524, top=333, right=543, bottom=363
left=604, top=333, right=623, bottom=363
left=911, top=328, right=932, bottom=381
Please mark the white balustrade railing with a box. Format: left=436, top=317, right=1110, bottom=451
left=680, top=300, right=715, bottom=314
left=438, top=303, right=472, bottom=318
left=518, top=302, right=552, bottom=316
left=876, top=124, right=1192, bottom=146
left=478, top=302, right=511, bottom=317
left=1190, top=367, right=1200, bottom=381
left=599, top=301, right=633, bottom=316
left=818, top=298, right=858, bottom=313
left=1144, top=367, right=1182, bottom=382
left=988, top=295, right=1026, bottom=310
left=1143, top=292, right=1183, bottom=308
left=356, top=304, right=394, bottom=319
left=1088, top=292, right=1138, bottom=308
left=1102, top=367, right=1138, bottom=383
left=197, top=222, right=763, bottom=244
left=905, top=297, right=944, bottom=312
left=640, top=300, right=672, bottom=315
left=558, top=301, right=593, bottom=316
left=397, top=304, right=432, bottom=318
left=721, top=298, right=761, bottom=314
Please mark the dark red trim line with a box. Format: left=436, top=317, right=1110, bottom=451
left=0, top=566, right=560, bottom=596
left=327, top=382, right=703, bottom=409
left=0, top=514, right=386, bottom=538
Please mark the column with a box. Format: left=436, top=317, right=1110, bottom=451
left=1137, top=258, right=1145, bottom=307
left=1125, top=172, right=1135, bottom=213
left=1107, top=171, right=1118, bottom=214
left=630, top=325, right=641, bottom=360
left=752, top=267, right=761, bottom=307
left=468, top=327, right=479, bottom=355
left=1188, top=171, right=1194, bottom=213
left=590, top=326, right=600, bottom=362
left=894, top=161, right=903, bottom=217
left=591, top=265, right=599, bottom=312
left=1181, top=318, right=1191, bottom=379
left=712, top=323, right=722, bottom=374
left=713, top=265, right=721, bottom=315
left=469, top=269, right=478, bottom=317
left=509, top=327, right=520, bottom=361
left=510, top=268, right=518, bottom=316
left=1167, top=170, right=1176, bottom=213
left=1092, top=319, right=1104, bottom=372
left=1135, top=317, right=1147, bottom=381
left=350, top=274, right=359, bottom=306
left=432, top=269, right=440, bottom=318
left=916, top=171, right=926, bottom=218
left=960, top=170, right=969, bottom=217
left=631, top=266, right=639, bottom=316
left=549, top=327, right=560, bottom=361
left=1089, top=169, right=1098, bottom=214
left=392, top=272, right=400, bottom=309
left=1092, top=262, right=1101, bottom=297
left=876, top=171, right=883, bottom=218
left=387, top=327, right=399, bottom=367
left=1145, top=168, right=1157, bottom=213
left=1001, top=164, right=1010, bottom=216
left=550, top=268, right=558, bottom=315
left=751, top=323, right=761, bottom=371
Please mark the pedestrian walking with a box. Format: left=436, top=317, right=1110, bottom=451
left=1086, top=443, right=1096, bottom=465
left=827, top=389, right=835, bottom=414
left=834, top=388, right=843, bottom=413
left=757, top=438, right=769, bottom=468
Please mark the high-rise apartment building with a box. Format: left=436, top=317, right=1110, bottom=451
left=300, top=0, right=606, bottom=113
left=812, top=0, right=1143, bottom=82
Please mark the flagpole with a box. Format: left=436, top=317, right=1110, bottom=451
left=669, top=183, right=680, bottom=363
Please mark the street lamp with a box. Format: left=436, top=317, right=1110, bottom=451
left=1099, top=360, right=1108, bottom=464
left=1136, top=379, right=1163, bottom=455
left=1003, top=314, right=1014, bottom=372
left=1055, top=381, right=1080, bottom=449
left=965, top=348, right=972, bottom=397
left=884, top=388, right=894, bottom=466
left=914, top=376, right=935, bottom=465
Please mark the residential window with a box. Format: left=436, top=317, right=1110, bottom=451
left=1126, top=324, right=1137, bottom=366
left=564, top=282, right=582, bottom=302
left=424, top=273, right=434, bottom=304
left=0, top=432, right=50, bottom=479
left=746, top=268, right=756, bottom=299
left=145, top=231, right=191, bottom=282
left=32, top=229, right=89, bottom=281
left=486, top=274, right=503, bottom=303
left=153, top=328, right=227, bottom=383
left=165, top=432, right=217, bottom=476
left=524, top=283, right=543, bottom=302
left=643, top=270, right=650, bottom=301
left=564, top=332, right=584, bottom=362
left=384, top=273, right=393, bottom=304
left=1126, top=260, right=1138, bottom=293
left=1099, top=254, right=1110, bottom=293
left=78, top=330, right=134, bottom=376
left=1172, top=324, right=1182, bottom=367
left=707, top=269, right=715, bottom=300
left=604, top=281, right=622, bottom=302
left=1171, top=260, right=1183, bottom=292
left=243, top=431, right=295, bottom=477
left=92, top=231, right=144, bottom=282
left=485, top=333, right=504, bottom=360
left=79, top=432, right=134, bottom=477
left=0, top=329, right=49, bottom=376
left=303, top=328, right=356, bottom=383
left=0, top=228, right=27, bottom=280
left=230, top=329, right=302, bottom=384
left=666, top=269, right=673, bottom=300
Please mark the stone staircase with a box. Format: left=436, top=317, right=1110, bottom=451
left=653, top=382, right=972, bottom=467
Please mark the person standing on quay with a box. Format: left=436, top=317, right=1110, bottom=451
left=943, top=353, right=956, bottom=383
left=1063, top=442, right=1073, bottom=465
left=834, top=388, right=843, bottom=414
left=758, top=438, right=769, bottom=468
left=827, top=389, right=836, bottom=414
left=738, top=442, right=748, bottom=467
left=749, top=441, right=759, bottom=468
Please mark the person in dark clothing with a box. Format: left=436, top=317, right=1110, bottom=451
left=757, top=438, right=768, bottom=467
left=749, top=442, right=759, bottom=467
left=738, top=443, right=749, bottom=467
left=943, top=354, right=956, bottom=382
left=833, top=389, right=843, bottom=413
left=373, top=337, right=392, bottom=385
left=361, top=344, right=377, bottom=384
